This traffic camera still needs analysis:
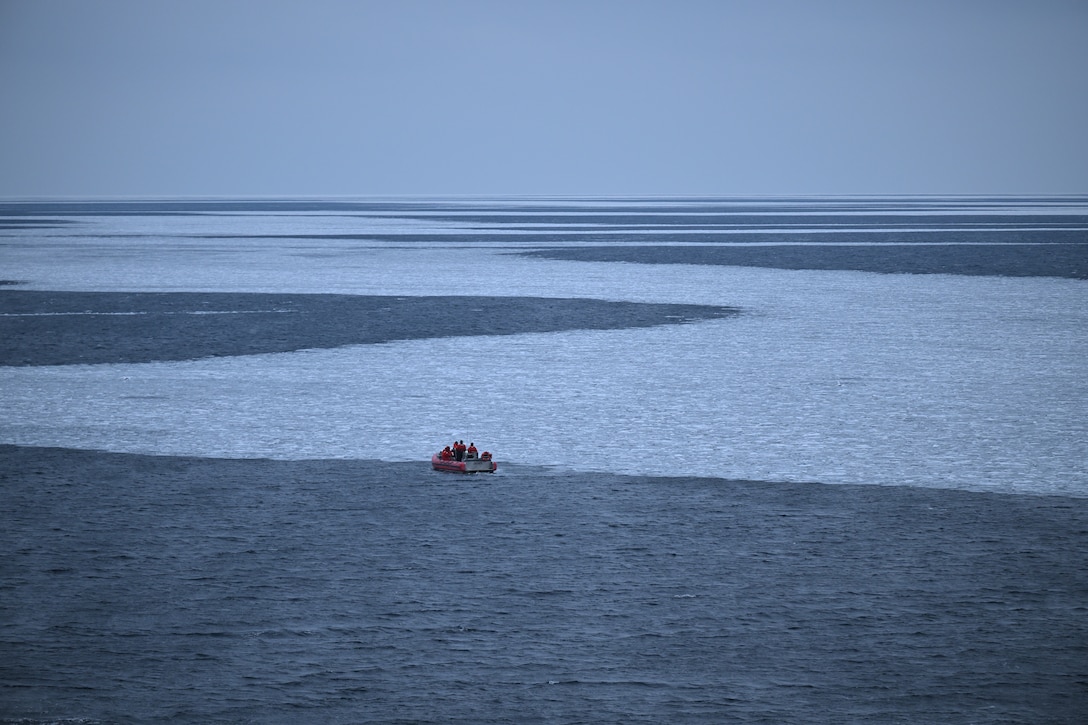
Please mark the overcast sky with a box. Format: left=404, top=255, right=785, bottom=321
left=1, top=0, right=1086, bottom=197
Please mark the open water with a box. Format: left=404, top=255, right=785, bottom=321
left=2, top=197, right=1087, bottom=722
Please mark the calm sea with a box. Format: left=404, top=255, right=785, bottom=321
left=2, top=197, right=1087, bottom=723
left=1, top=197, right=1086, bottom=495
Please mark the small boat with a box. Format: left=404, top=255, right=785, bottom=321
left=431, top=452, right=497, bottom=474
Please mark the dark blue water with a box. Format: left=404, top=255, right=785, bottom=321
left=3, top=446, right=1088, bottom=724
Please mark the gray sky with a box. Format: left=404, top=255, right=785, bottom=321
left=1, top=0, right=1086, bottom=197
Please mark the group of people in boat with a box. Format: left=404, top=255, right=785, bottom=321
left=440, top=440, right=491, bottom=462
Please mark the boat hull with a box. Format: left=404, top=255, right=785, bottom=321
left=431, top=453, right=497, bottom=474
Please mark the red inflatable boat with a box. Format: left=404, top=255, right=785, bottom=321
left=431, top=452, right=497, bottom=474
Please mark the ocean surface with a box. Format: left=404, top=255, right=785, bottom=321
left=2, top=196, right=1087, bottom=495
left=2, top=196, right=1087, bottom=722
